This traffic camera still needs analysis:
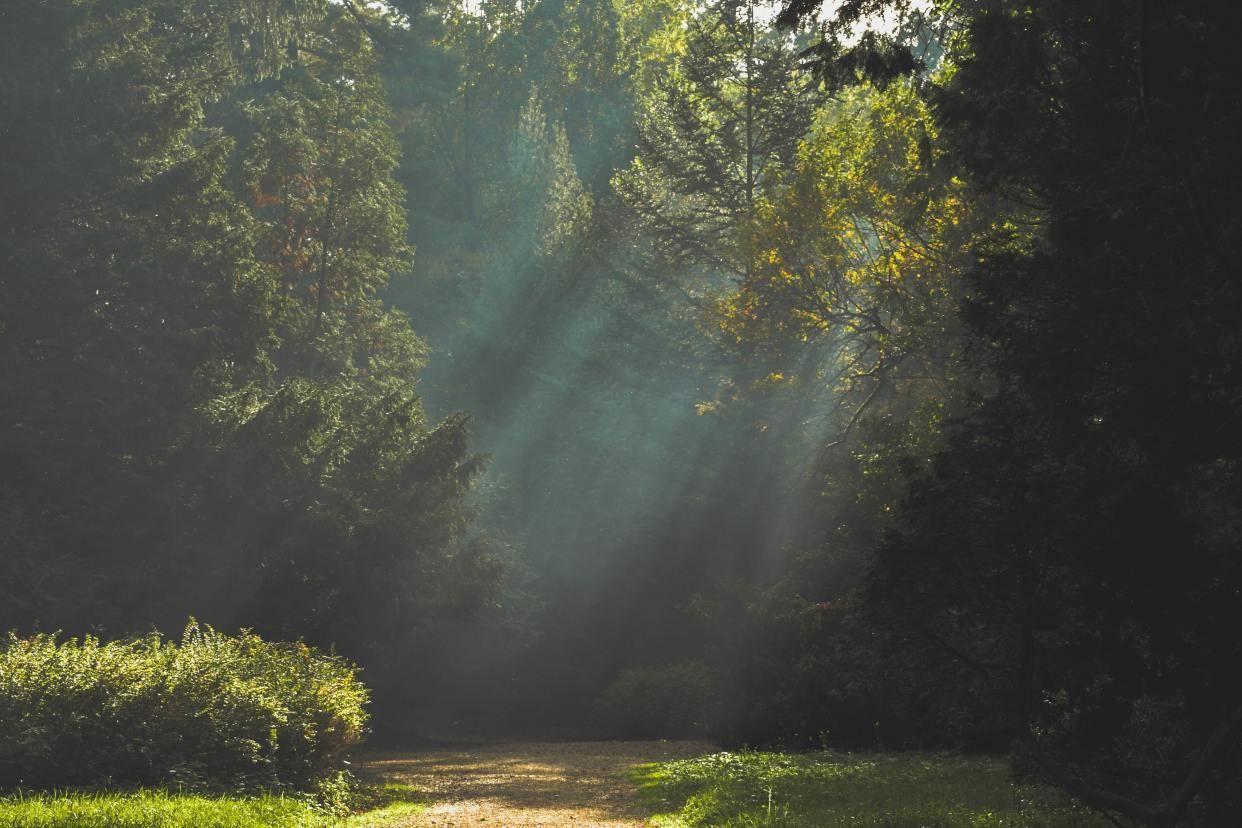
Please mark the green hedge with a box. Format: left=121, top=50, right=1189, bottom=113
left=0, top=621, right=368, bottom=789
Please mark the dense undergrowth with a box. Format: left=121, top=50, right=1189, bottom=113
left=0, top=622, right=367, bottom=789
left=634, top=751, right=1113, bottom=827
left=592, top=662, right=719, bottom=739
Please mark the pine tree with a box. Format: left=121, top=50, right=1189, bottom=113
left=613, top=0, right=818, bottom=281
left=0, top=0, right=499, bottom=660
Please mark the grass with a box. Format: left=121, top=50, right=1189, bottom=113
left=0, top=784, right=424, bottom=828
left=633, top=750, right=1116, bottom=827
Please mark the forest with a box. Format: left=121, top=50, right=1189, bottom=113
left=1, top=0, right=1240, bottom=826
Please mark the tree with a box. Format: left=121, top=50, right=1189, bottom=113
left=716, top=81, right=986, bottom=446
left=0, top=0, right=327, bottom=630
left=613, top=0, right=819, bottom=282
left=781, top=0, right=1242, bottom=820
left=0, top=0, right=499, bottom=670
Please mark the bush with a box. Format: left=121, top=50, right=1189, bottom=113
left=0, top=620, right=368, bottom=789
left=593, top=661, right=717, bottom=739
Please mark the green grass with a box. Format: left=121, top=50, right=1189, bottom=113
left=633, top=750, right=1115, bottom=827
left=0, top=785, right=424, bottom=828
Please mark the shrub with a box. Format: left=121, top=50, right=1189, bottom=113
left=593, top=661, right=717, bottom=739
left=0, top=620, right=368, bottom=789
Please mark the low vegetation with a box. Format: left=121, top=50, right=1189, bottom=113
left=0, top=621, right=367, bottom=789
left=634, top=751, right=1113, bottom=827
left=0, top=785, right=423, bottom=828
left=0, top=790, right=335, bottom=828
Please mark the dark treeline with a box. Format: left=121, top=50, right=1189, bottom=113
left=1, top=0, right=493, bottom=693
left=2, top=0, right=1240, bottom=824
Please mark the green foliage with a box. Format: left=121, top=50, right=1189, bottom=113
left=241, top=10, right=414, bottom=381
left=0, top=622, right=367, bottom=789
left=635, top=750, right=1111, bottom=827
left=0, top=0, right=499, bottom=665
left=10, top=2, right=1239, bottom=818
left=781, top=0, right=1242, bottom=821
left=0, top=786, right=424, bottom=828
left=0, top=790, right=331, bottom=828
left=613, top=0, right=820, bottom=278
left=716, top=79, right=986, bottom=451
left=592, top=662, right=718, bottom=739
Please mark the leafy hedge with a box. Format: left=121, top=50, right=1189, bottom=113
left=0, top=621, right=368, bottom=789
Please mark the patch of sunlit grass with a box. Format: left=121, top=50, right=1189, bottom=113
left=0, top=784, right=424, bottom=828
left=633, top=750, right=1113, bottom=826
left=338, top=782, right=425, bottom=826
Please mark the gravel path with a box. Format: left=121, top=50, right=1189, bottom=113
left=361, top=740, right=715, bottom=827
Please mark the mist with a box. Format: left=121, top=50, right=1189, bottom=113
left=8, top=0, right=1239, bottom=820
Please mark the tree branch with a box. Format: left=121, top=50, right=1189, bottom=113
left=1023, top=702, right=1242, bottom=827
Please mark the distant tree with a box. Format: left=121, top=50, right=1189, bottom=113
left=613, top=0, right=819, bottom=282
left=242, top=13, right=415, bottom=381
left=672, top=80, right=1003, bottom=749
left=716, top=82, right=987, bottom=442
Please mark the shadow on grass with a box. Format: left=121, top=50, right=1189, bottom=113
left=631, top=751, right=1118, bottom=827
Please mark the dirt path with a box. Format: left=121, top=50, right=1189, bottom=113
left=360, top=740, right=715, bottom=827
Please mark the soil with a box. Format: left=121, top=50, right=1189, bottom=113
left=360, top=740, right=715, bottom=827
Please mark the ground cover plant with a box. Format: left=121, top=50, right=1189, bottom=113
left=0, top=621, right=367, bottom=789
left=0, top=790, right=340, bottom=828
left=0, top=786, right=423, bottom=828
left=634, top=751, right=1113, bottom=827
